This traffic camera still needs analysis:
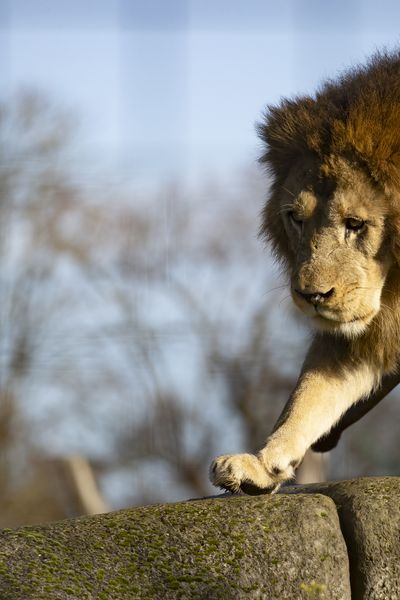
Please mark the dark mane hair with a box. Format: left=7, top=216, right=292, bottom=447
left=258, top=50, right=400, bottom=189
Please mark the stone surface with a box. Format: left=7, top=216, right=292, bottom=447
left=0, top=493, right=350, bottom=600
left=290, top=477, right=400, bottom=600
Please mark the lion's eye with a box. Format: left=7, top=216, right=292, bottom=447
left=288, top=211, right=303, bottom=226
left=345, top=217, right=365, bottom=232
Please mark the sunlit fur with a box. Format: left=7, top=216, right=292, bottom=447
left=258, top=50, right=400, bottom=374
left=209, top=51, right=400, bottom=496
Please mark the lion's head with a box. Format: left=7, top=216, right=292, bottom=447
left=258, top=51, right=400, bottom=340
left=262, top=154, right=393, bottom=338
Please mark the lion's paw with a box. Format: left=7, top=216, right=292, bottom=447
left=209, top=453, right=284, bottom=496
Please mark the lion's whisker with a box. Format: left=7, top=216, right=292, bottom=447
left=278, top=294, right=292, bottom=307
left=262, top=284, right=287, bottom=297
left=280, top=186, right=296, bottom=198
left=380, top=302, right=396, bottom=315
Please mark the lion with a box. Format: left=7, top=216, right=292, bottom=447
left=210, top=50, right=400, bottom=495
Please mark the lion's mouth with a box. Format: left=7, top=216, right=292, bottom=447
left=291, top=288, right=379, bottom=333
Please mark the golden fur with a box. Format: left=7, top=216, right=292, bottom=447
left=210, top=51, right=400, bottom=494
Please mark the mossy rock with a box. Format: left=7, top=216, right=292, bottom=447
left=0, top=492, right=350, bottom=599
left=290, top=477, right=400, bottom=600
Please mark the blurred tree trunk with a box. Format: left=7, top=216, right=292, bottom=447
left=60, top=456, right=109, bottom=516
left=296, top=450, right=328, bottom=484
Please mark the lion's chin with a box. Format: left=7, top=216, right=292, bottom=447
left=312, top=314, right=370, bottom=338
left=310, top=305, right=380, bottom=338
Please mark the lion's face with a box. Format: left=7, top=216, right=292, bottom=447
left=271, top=157, right=394, bottom=338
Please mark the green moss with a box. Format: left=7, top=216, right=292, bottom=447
left=300, top=581, right=327, bottom=598
left=0, top=492, right=349, bottom=599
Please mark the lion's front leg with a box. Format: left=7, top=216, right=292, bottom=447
left=210, top=339, right=379, bottom=495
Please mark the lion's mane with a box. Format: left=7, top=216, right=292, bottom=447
left=258, top=50, right=400, bottom=190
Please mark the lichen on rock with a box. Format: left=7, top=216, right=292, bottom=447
left=0, top=491, right=351, bottom=599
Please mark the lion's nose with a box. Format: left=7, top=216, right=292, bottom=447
left=295, top=287, right=335, bottom=305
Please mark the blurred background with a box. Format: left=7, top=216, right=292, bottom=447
left=0, top=0, right=400, bottom=526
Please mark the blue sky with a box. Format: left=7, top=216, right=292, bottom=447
left=1, top=0, right=400, bottom=184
